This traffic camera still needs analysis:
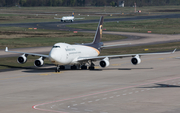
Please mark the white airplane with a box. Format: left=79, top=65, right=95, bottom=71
left=54, top=12, right=84, bottom=22
left=5, top=16, right=176, bottom=72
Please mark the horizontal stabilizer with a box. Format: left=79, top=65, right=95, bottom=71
left=101, top=43, right=131, bottom=48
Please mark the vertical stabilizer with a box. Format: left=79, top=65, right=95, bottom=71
left=92, top=16, right=104, bottom=44
left=72, top=11, right=74, bottom=17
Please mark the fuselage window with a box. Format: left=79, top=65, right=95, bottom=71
left=53, top=46, right=60, bottom=48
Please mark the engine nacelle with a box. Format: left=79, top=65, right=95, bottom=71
left=17, top=54, right=27, bottom=64
left=99, top=57, right=110, bottom=68
left=34, top=57, right=44, bottom=67
left=131, top=55, right=141, bottom=65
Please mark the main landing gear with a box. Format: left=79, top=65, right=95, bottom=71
left=88, top=61, right=95, bottom=70
left=55, top=62, right=95, bottom=72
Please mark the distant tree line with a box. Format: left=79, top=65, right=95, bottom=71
left=0, top=0, right=180, bottom=7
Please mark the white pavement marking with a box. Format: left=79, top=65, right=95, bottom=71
left=116, top=95, right=120, bottom=97
left=103, top=98, right=107, bottom=100
left=73, top=104, right=77, bottom=106
left=85, top=109, right=93, bottom=112
left=96, top=99, right=100, bottom=101
left=81, top=102, right=85, bottom=104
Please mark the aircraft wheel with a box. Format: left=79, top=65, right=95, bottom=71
left=71, top=65, right=77, bottom=70
left=89, top=66, right=95, bottom=70
left=81, top=65, right=87, bottom=70
left=55, top=65, right=60, bottom=72
left=55, top=68, right=60, bottom=72
left=60, top=65, right=65, bottom=70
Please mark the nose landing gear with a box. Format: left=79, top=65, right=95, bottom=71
left=55, top=65, right=60, bottom=72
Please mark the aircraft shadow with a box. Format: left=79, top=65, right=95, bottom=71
left=138, top=83, right=180, bottom=88
left=90, top=67, right=153, bottom=71
left=0, top=64, right=153, bottom=73
left=0, top=64, right=54, bottom=73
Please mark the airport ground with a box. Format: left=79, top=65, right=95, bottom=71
left=1, top=6, right=180, bottom=113
left=1, top=52, right=180, bottom=113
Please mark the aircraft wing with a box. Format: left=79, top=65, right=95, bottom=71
left=101, top=43, right=131, bottom=49
left=74, top=17, right=85, bottom=20
left=54, top=17, right=62, bottom=20
left=77, top=49, right=176, bottom=62
left=5, top=47, right=49, bottom=58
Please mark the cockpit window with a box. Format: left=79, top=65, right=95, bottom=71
left=53, top=46, right=60, bottom=48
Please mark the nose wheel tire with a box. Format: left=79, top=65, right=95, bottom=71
left=55, top=68, right=60, bottom=72
left=55, top=65, right=60, bottom=72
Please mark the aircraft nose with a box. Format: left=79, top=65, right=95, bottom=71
left=49, top=52, right=56, bottom=61
left=49, top=49, right=61, bottom=63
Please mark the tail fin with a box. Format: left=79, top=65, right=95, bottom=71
left=72, top=11, right=74, bottom=17
left=92, top=16, right=104, bottom=44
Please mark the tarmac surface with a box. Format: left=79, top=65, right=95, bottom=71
left=0, top=51, right=180, bottom=113
left=1, top=13, right=180, bottom=113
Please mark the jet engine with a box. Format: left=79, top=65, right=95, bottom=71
left=131, top=55, right=141, bottom=65
left=17, top=54, right=27, bottom=64
left=34, top=57, right=44, bottom=67
left=99, top=57, right=110, bottom=68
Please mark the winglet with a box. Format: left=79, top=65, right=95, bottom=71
left=5, top=47, right=8, bottom=52
left=172, top=48, right=176, bottom=53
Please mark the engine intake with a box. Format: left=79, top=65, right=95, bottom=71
left=17, top=54, right=27, bottom=64
left=131, top=55, right=141, bottom=65
left=34, top=57, right=44, bottom=67
left=99, top=57, right=110, bottom=68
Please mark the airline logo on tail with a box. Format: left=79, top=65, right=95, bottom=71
left=100, top=25, right=103, bottom=39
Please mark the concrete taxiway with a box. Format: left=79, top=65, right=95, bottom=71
left=0, top=51, right=180, bottom=113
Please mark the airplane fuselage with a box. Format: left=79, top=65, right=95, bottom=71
left=49, top=43, right=99, bottom=65
left=61, top=16, right=74, bottom=22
